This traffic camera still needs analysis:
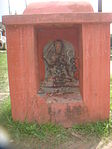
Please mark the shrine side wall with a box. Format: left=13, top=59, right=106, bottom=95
left=82, top=23, right=110, bottom=120
left=6, top=25, right=37, bottom=121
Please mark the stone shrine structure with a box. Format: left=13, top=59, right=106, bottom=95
left=3, top=1, right=112, bottom=127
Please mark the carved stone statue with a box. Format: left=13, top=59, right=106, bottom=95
left=38, top=40, right=79, bottom=95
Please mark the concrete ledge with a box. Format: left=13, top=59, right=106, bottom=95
left=3, top=13, right=112, bottom=25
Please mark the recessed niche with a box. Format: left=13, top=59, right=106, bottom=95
left=36, top=26, right=83, bottom=101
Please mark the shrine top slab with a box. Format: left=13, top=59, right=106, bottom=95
left=3, top=13, right=112, bottom=25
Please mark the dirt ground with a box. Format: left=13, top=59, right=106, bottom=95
left=8, top=133, right=112, bottom=149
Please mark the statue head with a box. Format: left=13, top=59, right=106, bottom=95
left=54, top=40, right=63, bottom=54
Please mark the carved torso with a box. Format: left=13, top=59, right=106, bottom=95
left=38, top=40, right=79, bottom=95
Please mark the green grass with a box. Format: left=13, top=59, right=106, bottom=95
left=72, top=119, right=112, bottom=137
left=0, top=52, right=9, bottom=93
left=0, top=51, right=8, bottom=67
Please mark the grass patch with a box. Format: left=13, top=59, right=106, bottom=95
left=72, top=120, right=112, bottom=137
left=0, top=52, right=9, bottom=93
left=0, top=51, right=8, bottom=68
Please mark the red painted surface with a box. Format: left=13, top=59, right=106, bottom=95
left=3, top=13, right=112, bottom=25
left=23, top=1, right=94, bottom=14
left=3, top=2, right=112, bottom=127
left=82, top=23, right=110, bottom=120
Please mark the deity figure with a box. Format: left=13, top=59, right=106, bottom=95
left=38, top=40, right=79, bottom=94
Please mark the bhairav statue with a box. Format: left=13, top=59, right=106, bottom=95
left=38, top=39, right=79, bottom=95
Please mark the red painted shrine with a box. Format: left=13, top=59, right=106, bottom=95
left=3, top=1, right=112, bottom=127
